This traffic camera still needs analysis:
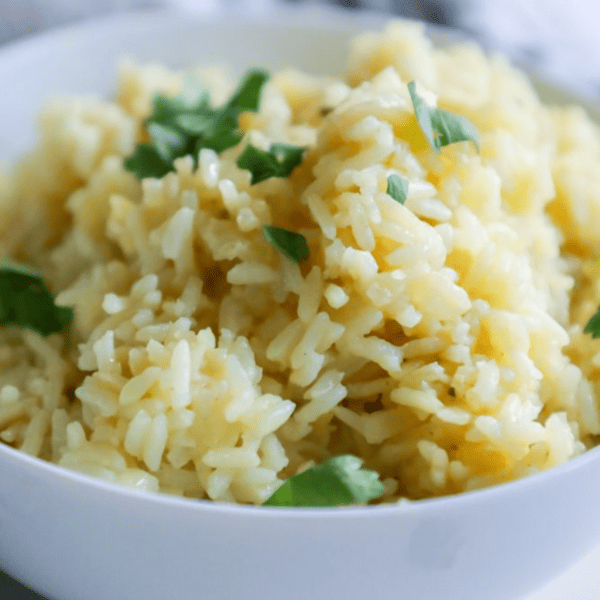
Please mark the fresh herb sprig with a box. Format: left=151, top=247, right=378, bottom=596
left=386, top=174, right=409, bottom=204
left=263, top=225, right=309, bottom=264
left=0, top=260, right=73, bottom=336
left=263, top=455, right=385, bottom=507
left=237, top=143, right=304, bottom=184
left=238, top=143, right=307, bottom=262
left=584, top=307, right=600, bottom=338
left=125, top=69, right=270, bottom=179
left=408, top=81, right=479, bottom=152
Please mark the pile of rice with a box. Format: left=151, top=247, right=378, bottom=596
left=1, top=20, right=600, bottom=504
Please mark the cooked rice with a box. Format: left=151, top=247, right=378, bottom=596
left=1, top=19, right=600, bottom=504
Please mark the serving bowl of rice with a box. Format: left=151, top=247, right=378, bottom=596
left=2, top=6, right=600, bottom=600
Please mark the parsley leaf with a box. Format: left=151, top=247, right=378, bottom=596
left=237, top=143, right=304, bottom=184
left=584, top=307, right=600, bottom=338
left=263, top=225, right=309, bottom=263
left=407, top=81, right=479, bottom=152
left=123, top=144, right=173, bottom=179
left=172, top=113, right=214, bottom=136
left=386, top=174, right=408, bottom=204
left=125, top=69, right=269, bottom=179
left=227, top=69, right=270, bottom=113
left=146, top=122, right=191, bottom=162
left=0, top=260, right=73, bottom=336
left=201, top=128, right=244, bottom=155
left=263, top=455, right=385, bottom=507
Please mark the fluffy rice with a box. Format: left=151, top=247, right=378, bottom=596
left=1, top=19, right=600, bottom=504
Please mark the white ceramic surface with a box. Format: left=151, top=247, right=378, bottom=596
left=1, top=8, right=600, bottom=600
left=526, top=541, right=600, bottom=600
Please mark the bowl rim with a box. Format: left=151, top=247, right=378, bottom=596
left=3, top=433, right=600, bottom=518
left=0, top=3, right=395, bottom=57
left=1, top=4, right=597, bottom=112
left=0, top=5, right=599, bottom=519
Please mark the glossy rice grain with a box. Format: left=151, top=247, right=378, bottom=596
left=1, top=19, right=600, bottom=505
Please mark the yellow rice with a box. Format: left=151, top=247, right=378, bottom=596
left=1, top=20, right=600, bottom=504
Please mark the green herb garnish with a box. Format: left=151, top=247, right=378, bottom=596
left=0, top=260, right=73, bottom=336
left=263, top=455, right=385, bottom=508
left=123, top=144, right=173, bottom=179
left=584, top=307, right=600, bottom=338
left=237, top=143, right=304, bottom=185
left=263, top=225, right=309, bottom=264
left=125, top=69, right=270, bottom=179
left=386, top=174, right=409, bottom=204
left=407, top=81, right=479, bottom=152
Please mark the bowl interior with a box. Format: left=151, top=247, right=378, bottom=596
left=0, top=7, right=389, bottom=164
left=0, top=3, right=600, bottom=514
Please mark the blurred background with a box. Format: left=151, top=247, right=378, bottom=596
left=0, top=0, right=599, bottom=99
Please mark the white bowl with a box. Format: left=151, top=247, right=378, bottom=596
left=1, top=8, right=600, bottom=600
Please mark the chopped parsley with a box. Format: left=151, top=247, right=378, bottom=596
left=0, top=260, right=73, bottom=336
left=386, top=174, right=408, bottom=204
left=263, top=225, right=309, bottom=264
left=123, top=144, right=174, bottom=179
left=407, top=81, right=479, bottom=152
left=239, top=144, right=307, bottom=260
left=584, top=307, right=600, bottom=338
left=125, top=69, right=270, bottom=179
left=263, top=455, right=385, bottom=507
left=236, top=143, right=304, bottom=184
